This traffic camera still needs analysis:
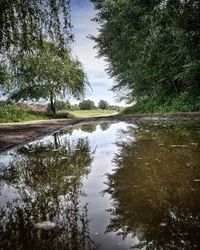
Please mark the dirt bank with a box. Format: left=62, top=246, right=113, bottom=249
left=0, top=113, right=200, bottom=152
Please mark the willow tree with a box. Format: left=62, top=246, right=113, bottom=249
left=8, top=42, right=88, bottom=114
left=0, top=1, right=88, bottom=115
left=0, top=0, right=72, bottom=51
left=0, top=0, right=73, bottom=95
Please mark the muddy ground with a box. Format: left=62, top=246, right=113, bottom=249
left=0, top=113, right=200, bottom=152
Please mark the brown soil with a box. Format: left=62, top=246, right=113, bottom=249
left=0, top=113, right=200, bottom=152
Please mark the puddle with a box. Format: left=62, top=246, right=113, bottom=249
left=0, top=121, right=200, bottom=249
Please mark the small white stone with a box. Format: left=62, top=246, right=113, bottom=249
left=160, top=222, right=167, bottom=227
left=34, top=221, right=56, bottom=230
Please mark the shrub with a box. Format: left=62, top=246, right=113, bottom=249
left=121, top=92, right=200, bottom=114
left=70, top=104, right=80, bottom=111
left=47, top=100, right=71, bottom=113
left=98, top=100, right=109, bottom=110
left=79, top=100, right=95, bottom=110
left=0, top=103, right=47, bottom=122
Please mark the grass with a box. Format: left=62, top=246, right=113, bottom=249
left=1, top=101, right=198, bottom=123
left=0, top=103, right=73, bottom=123
left=68, top=109, right=117, bottom=118
left=0, top=104, right=117, bottom=123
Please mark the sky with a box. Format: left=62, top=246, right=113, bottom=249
left=70, top=0, right=123, bottom=106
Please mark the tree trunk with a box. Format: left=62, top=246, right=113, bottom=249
left=53, top=133, right=60, bottom=148
left=50, top=91, right=56, bottom=115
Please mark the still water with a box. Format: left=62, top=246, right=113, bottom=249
left=0, top=121, right=200, bottom=250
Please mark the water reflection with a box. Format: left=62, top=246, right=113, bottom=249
left=99, top=122, right=111, bottom=132
left=79, top=122, right=111, bottom=133
left=1, top=121, right=200, bottom=250
left=105, top=123, right=200, bottom=249
left=0, top=135, right=96, bottom=250
left=80, top=124, right=97, bottom=133
left=55, top=122, right=111, bottom=137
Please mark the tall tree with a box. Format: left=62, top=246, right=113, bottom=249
left=8, top=42, right=88, bottom=114
left=0, top=0, right=73, bottom=98
left=98, top=100, right=109, bottom=110
left=91, top=0, right=200, bottom=112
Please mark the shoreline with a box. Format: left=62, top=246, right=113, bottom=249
left=0, top=113, right=200, bottom=152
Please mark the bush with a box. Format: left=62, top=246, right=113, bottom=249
left=79, top=100, right=95, bottom=110
left=55, top=100, right=71, bottom=111
left=98, top=100, right=109, bottom=110
left=47, top=100, right=70, bottom=113
left=121, top=91, right=200, bottom=114
left=0, top=103, right=47, bottom=122
left=0, top=103, right=73, bottom=123
left=70, top=104, right=80, bottom=111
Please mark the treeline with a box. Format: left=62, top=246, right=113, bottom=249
left=49, top=99, right=120, bottom=111
left=91, top=0, right=200, bottom=113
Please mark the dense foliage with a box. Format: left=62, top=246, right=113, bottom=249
left=98, top=99, right=109, bottom=110
left=91, top=0, right=200, bottom=112
left=55, top=100, right=71, bottom=111
left=0, top=0, right=73, bottom=90
left=0, top=0, right=72, bottom=52
left=79, top=99, right=95, bottom=110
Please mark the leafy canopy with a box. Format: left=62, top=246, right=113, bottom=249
left=0, top=0, right=72, bottom=52
left=91, top=0, right=200, bottom=112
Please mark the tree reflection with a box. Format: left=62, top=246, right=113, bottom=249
left=99, top=122, right=111, bottom=132
left=54, top=121, right=111, bottom=136
left=80, top=124, right=97, bottom=133
left=105, top=122, right=200, bottom=249
left=0, top=136, right=96, bottom=250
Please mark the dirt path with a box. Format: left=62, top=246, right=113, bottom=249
left=0, top=113, right=200, bottom=152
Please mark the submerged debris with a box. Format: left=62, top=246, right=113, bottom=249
left=160, top=222, right=167, bottom=227
left=29, top=149, right=36, bottom=153
left=60, top=156, right=67, bottom=160
left=52, top=149, right=59, bottom=152
left=34, top=221, right=56, bottom=230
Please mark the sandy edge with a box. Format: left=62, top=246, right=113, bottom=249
left=0, top=113, right=200, bottom=152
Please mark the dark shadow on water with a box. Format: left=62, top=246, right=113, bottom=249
left=105, top=122, right=200, bottom=249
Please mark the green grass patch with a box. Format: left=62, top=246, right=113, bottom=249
left=68, top=109, right=117, bottom=118
left=0, top=103, right=72, bottom=123
left=0, top=104, right=117, bottom=123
